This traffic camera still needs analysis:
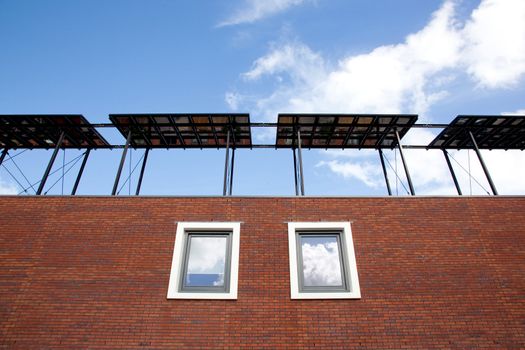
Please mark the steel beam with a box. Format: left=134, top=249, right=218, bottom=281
left=223, top=130, right=230, bottom=196
left=229, top=148, right=235, bottom=196
left=378, top=149, right=392, bottom=196
left=395, top=130, right=415, bottom=195
left=293, top=148, right=299, bottom=196
left=297, top=129, right=305, bottom=196
left=135, top=148, right=150, bottom=195
left=36, top=131, right=65, bottom=195
left=0, top=148, right=8, bottom=167
left=442, top=150, right=462, bottom=195
left=112, top=130, right=132, bottom=196
left=71, top=148, right=91, bottom=195
left=468, top=131, right=498, bottom=195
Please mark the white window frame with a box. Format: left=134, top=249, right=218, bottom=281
left=167, top=222, right=240, bottom=300
left=288, top=222, right=361, bottom=299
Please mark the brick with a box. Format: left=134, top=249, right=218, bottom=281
left=0, top=196, right=524, bottom=348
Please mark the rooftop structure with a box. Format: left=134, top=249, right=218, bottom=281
left=0, top=113, right=524, bottom=197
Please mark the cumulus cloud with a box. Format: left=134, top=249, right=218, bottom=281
left=462, top=0, right=525, bottom=88
left=226, top=0, right=525, bottom=194
left=230, top=0, right=459, bottom=149
left=186, top=236, right=227, bottom=287
left=443, top=149, right=525, bottom=195
left=231, top=1, right=461, bottom=120
left=187, top=237, right=226, bottom=274
left=218, top=0, right=312, bottom=27
left=317, top=160, right=383, bottom=188
left=243, top=41, right=325, bottom=82
left=302, top=239, right=342, bottom=286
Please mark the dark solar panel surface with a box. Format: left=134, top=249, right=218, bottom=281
left=0, top=115, right=109, bottom=149
left=428, top=115, right=525, bottom=150
left=276, top=114, right=417, bottom=149
left=109, top=114, right=252, bottom=148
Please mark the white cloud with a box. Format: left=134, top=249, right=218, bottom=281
left=502, top=108, right=525, bottom=115
left=379, top=128, right=525, bottom=195
left=228, top=0, right=525, bottom=117
left=0, top=177, right=18, bottom=195
left=226, top=0, right=525, bottom=194
left=187, top=237, right=226, bottom=274
left=317, top=160, right=382, bottom=188
left=213, top=274, right=225, bottom=287
left=482, top=151, right=525, bottom=194
left=225, top=92, right=242, bottom=110
left=218, top=0, right=312, bottom=27
left=302, top=240, right=342, bottom=286
left=320, top=149, right=378, bottom=159
left=231, top=1, right=461, bottom=120
left=462, top=0, right=525, bottom=88
left=243, top=41, right=325, bottom=83
left=445, top=149, right=525, bottom=195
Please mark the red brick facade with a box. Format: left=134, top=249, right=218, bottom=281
left=1, top=196, right=524, bottom=348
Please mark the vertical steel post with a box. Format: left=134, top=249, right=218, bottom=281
left=223, top=130, right=230, bottom=196
left=468, top=131, right=498, bottom=195
left=297, top=129, right=305, bottom=196
left=442, top=149, right=462, bottom=195
left=37, top=131, right=65, bottom=195
left=71, top=148, right=91, bottom=195
left=293, top=148, right=299, bottom=196
left=395, top=129, right=415, bottom=195
left=135, top=148, right=150, bottom=195
left=112, top=130, right=132, bottom=196
left=0, top=148, right=8, bottom=167
left=229, top=148, right=235, bottom=196
left=378, top=149, right=392, bottom=196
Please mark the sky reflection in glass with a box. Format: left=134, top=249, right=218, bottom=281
left=301, top=236, right=343, bottom=287
left=185, top=236, right=227, bottom=287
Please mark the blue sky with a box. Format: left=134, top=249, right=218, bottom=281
left=1, top=0, right=524, bottom=196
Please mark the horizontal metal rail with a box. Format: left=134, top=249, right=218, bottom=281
left=2, top=123, right=523, bottom=150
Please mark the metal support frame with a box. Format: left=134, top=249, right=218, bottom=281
left=468, top=131, right=498, bottom=195
left=297, top=129, right=305, bottom=196
left=229, top=148, right=235, bottom=196
left=0, top=148, right=8, bottom=167
left=37, top=131, right=65, bottom=195
left=292, top=148, right=299, bottom=196
left=71, top=149, right=91, bottom=195
left=112, top=130, right=132, bottom=196
left=223, top=130, right=230, bottom=196
left=395, top=129, right=415, bottom=195
left=378, top=149, right=392, bottom=196
left=135, top=148, right=150, bottom=195
left=442, top=150, right=462, bottom=195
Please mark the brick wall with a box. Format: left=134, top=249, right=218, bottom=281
left=0, top=196, right=524, bottom=349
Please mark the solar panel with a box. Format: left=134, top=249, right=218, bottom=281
left=0, top=114, right=110, bottom=149
left=428, top=115, right=525, bottom=150
left=109, top=114, right=252, bottom=148
left=276, top=114, right=417, bottom=149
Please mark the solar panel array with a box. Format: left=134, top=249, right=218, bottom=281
left=0, top=114, right=523, bottom=150
left=0, top=115, right=109, bottom=149
left=109, top=114, right=252, bottom=148
left=429, top=115, right=525, bottom=150
left=276, top=114, right=418, bottom=149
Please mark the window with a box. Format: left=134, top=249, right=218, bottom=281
left=167, top=222, right=240, bottom=299
left=288, top=222, right=360, bottom=299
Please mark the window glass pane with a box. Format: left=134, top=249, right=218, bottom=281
left=301, top=236, right=343, bottom=287
left=185, top=236, right=227, bottom=287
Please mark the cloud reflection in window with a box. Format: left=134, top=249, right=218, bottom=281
left=301, top=236, right=343, bottom=287
left=186, top=236, right=227, bottom=287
